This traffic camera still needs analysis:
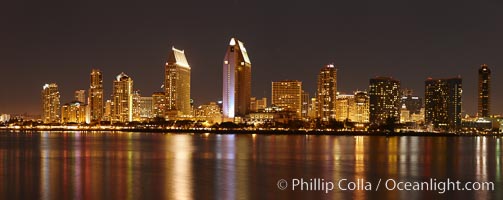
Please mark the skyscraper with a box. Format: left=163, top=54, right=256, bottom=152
left=223, top=38, right=252, bottom=120
left=271, top=80, right=302, bottom=118
left=139, top=96, right=153, bottom=120
left=89, top=69, right=104, bottom=122
left=301, top=91, right=310, bottom=120
left=316, top=64, right=337, bottom=121
left=369, top=77, right=401, bottom=125
left=165, top=47, right=191, bottom=117
left=132, top=90, right=141, bottom=121
left=354, top=91, right=370, bottom=123
left=478, top=64, right=491, bottom=117
left=336, top=94, right=355, bottom=122
left=41, top=83, right=60, bottom=123
left=425, top=77, right=462, bottom=131
left=74, top=90, right=86, bottom=103
left=112, top=72, right=133, bottom=122
left=152, top=92, right=166, bottom=118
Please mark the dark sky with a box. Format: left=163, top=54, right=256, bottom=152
left=1, top=0, right=502, bottom=116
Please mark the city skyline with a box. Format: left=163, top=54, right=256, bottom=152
left=8, top=47, right=500, bottom=118
left=1, top=1, right=503, bottom=115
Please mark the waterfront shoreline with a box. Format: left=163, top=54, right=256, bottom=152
left=1, top=127, right=502, bottom=137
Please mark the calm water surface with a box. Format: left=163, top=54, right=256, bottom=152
left=0, top=131, right=501, bottom=199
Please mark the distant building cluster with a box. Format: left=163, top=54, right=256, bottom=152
left=35, top=38, right=500, bottom=132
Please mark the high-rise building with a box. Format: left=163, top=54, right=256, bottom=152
left=223, top=38, right=252, bottom=120
left=308, top=97, right=318, bottom=119
left=139, top=96, right=153, bottom=120
left=111, top=72, right=133, bottom=122
left=271, top=80, right=302, bottom=118
left=316, top=64, right=337, bottom=121
left=369, top=77, right=401, bottom=125
left=74, top=90, right=86, bottom=103
left=152, top=92, right=166, bottom=118
left=61, top=101, right=87, bottom=124
left=165, top=47, right=191, bottom=117
left=41, top=83, right=61, bottom=123
left=132, top=90, right=141, bottom=121
left=336, top=94, right=355, bottom=122
left=425, top=77, right=462, bottom=131
left=301, top=91, right=310, bottom=120
left=478, top=64, right=491, bottom=117
left=103, top=100, right=112, bottom=121
left=89, top=69, right=104, bottom=122
left=354, top=91, right=370, bottom=123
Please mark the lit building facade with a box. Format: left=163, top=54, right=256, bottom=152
left=103, top=100, right=112, bottom=121
left=41, top=83, right=61, bottom=123
left=316, top=64, right=337, bottom=121
left=354, top=91, right=369, bottom=123
left=194, top=102, right=222, bottom=124
left=139, top=96, right=153, bottom=120
left=478, top=64, right=491, bottom=117
left=301, top=91, right=309, bottom=120
left=308, top=97, right=318, bottom=119
left=132, top=90, right=141, bottom=121
left=250, top=97, right=267, bottom=112
left=89, top=69, right=104, bottom=122
left=165, top=47, right=191, bottom=117
left=111, top=72, right=133, bottom=122
left=369, top=77, right=401, bottom=125
left=425, top=77, right=462, bottom=131
left=336, top=94, right=355, bottom=122
left=271, top=80, right=302, bottom=118
left=223, top=38, right=252, bottom=120
left=152, top=92, right=166, bottom=118
left=61, top=101, right=87, bottom=124
left=75, top=90, right=86, bottom=103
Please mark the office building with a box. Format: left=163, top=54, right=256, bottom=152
left=336, top=93, right=355, bottom=122
left=250, top=97, right=267, bottom=112
left=223, top=38, right=252, bottom=120
left=478, top=64, right=491, bottom=117
left=316, top=64, right=337, bottom=121
left=139, top=96, right=153, bottom=120
left=74, top=90, right=86, bottom=103
left=425, top=77, right=462, bottom=131
left=165, top=47, right=191, bottom=117
left=194, top=102, right=222, bottom=124
left=369, top=77, right=401, bottom=125
left=132, top=90, right=141, bottom=121
left=41, top=83, right=60, bottom=123
left=271, top=80, right=302, bottom=118
left=89, top=69, right=104, bottom=122
left=111, top=72, right=133, bottom=122
left=354, top=91, right=370, bottom=123
left=61, top=101, right=87, bottom=124
left=103, top=100, right=112, bottom=121
left=152, top=92, right=166, bottom=118
left=301, top=91, right=309, bottom=120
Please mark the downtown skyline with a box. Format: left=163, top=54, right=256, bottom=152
left=1, top=0, right=502, bottom=115
left=2, top=38, right=500, bottom=117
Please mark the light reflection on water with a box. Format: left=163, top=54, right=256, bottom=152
left=0, top=131, right=501, bottom=200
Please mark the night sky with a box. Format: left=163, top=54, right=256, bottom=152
left=1, top=0, right=502, bottom=116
